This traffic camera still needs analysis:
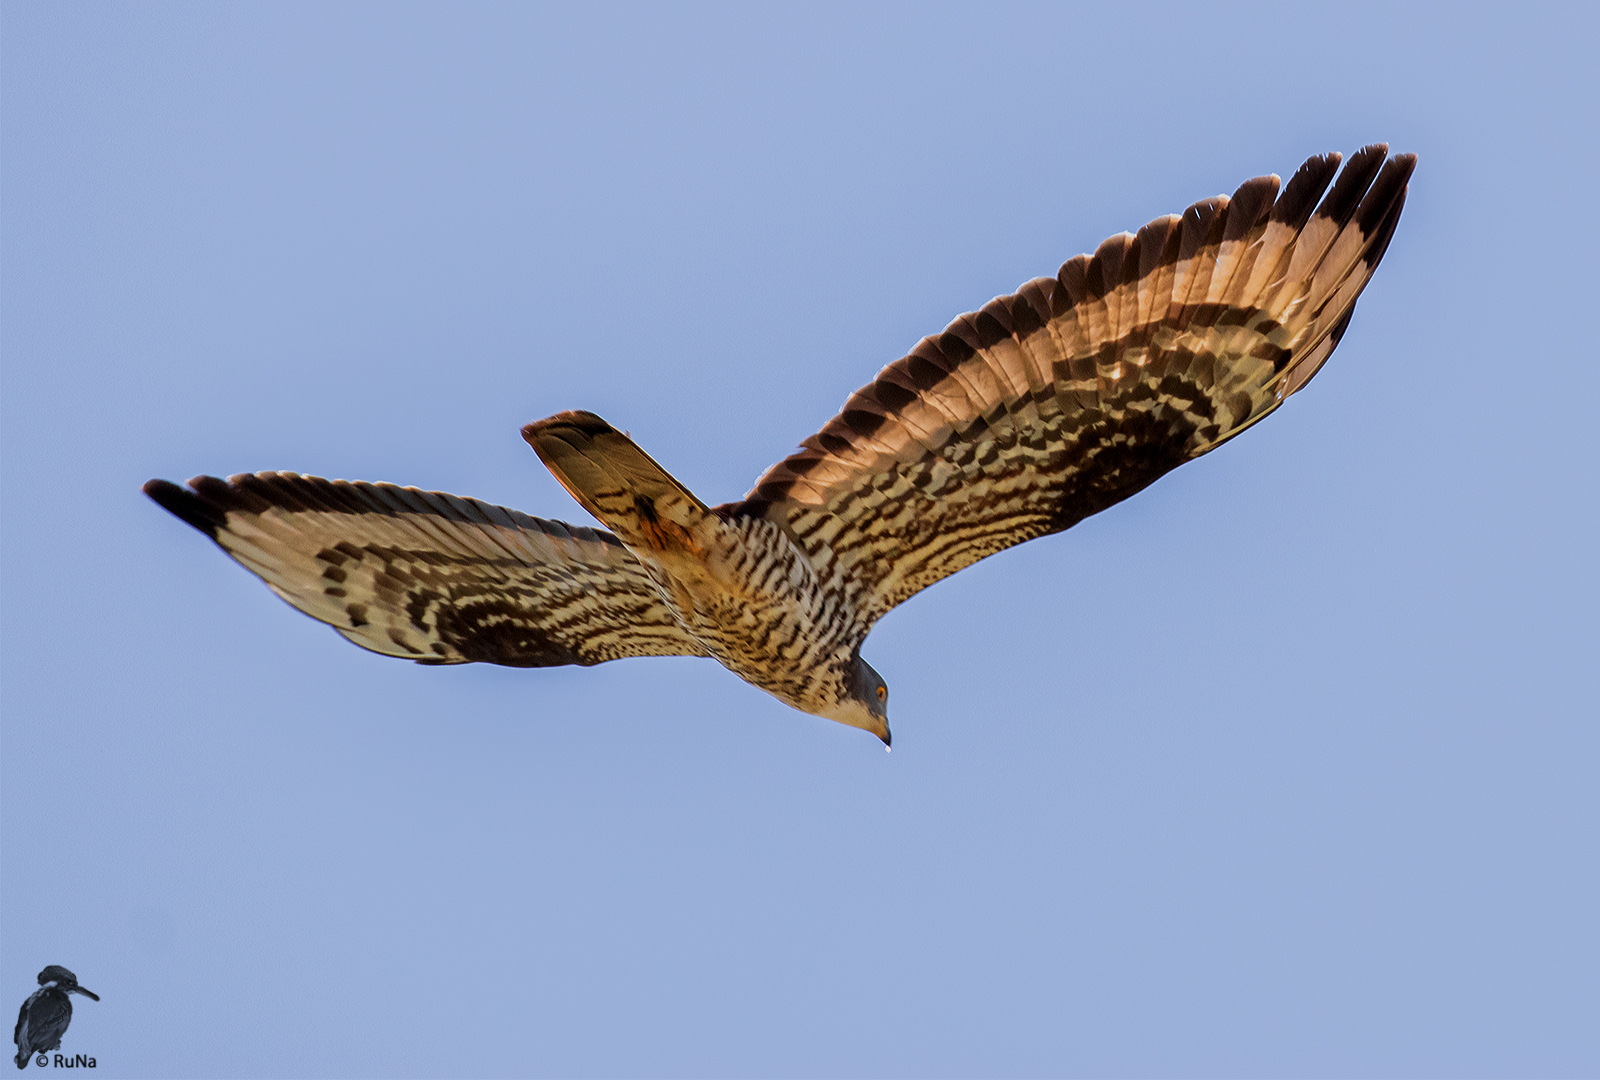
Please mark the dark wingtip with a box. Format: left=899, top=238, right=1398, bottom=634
left=1272, top=152, right=1341, bottom=229
left=1315, top=144, right=1388, bottom=227
left=144, top=478, right=225, bottom=539
left=1361, top=185, right=1409, bottom=272
left=1222, top=174, right=1279, bottom=242
left=1354, top=152, right=1418, bottom=237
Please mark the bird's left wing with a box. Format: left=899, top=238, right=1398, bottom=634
left=145, top=472, right=708, bottom=666
left=13, top=994, right=29, bottom=1059
left=13, top=991, right=66, bottom=1063
left=726, top=148, right=1414, bottom=625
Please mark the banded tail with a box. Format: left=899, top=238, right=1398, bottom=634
left=522, top=411, right=714, bottom=559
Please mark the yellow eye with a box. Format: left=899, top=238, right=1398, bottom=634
left=876, top=685, right=887, bottom=702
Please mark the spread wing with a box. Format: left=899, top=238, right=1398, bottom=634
left=730, top=146, right=1415, bottom=625
left=145, top=473, right=708, bottom=666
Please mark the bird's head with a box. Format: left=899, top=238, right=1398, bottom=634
left=37, top=967, right=98, bottom=1001
left=823, top=649, right=891, bottom=748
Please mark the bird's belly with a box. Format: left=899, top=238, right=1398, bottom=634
left=648, top=516, right=854, bottom=717
left=686, top=593, right=842, bottom=713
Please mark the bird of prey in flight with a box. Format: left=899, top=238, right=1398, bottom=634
left=147, top=145, right=1415, bottom=747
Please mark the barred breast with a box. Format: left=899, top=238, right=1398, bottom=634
left=660, top=511, right=863, bottom=717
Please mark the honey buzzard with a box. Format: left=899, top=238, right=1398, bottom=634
left=147, top=146, right=1415, bottom=745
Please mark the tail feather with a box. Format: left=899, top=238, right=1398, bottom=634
left=523, top=412, right=712, bottom=556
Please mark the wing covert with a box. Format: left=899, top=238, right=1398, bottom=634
left=145, top=472, right=707, bottom=666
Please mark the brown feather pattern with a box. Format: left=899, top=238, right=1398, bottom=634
left=729, top=146, right=1415, bottom=625
left=145, top=147, right=1412, bottom=742
left=143, top=473, right=706, bottom=666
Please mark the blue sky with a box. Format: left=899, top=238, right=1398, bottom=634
left=3, top=3, right=1595, bottom=1076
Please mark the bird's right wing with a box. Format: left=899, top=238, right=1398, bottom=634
left=145, top=473, right=708, bottom=666
left=731, top=147, right=1414, bottom=625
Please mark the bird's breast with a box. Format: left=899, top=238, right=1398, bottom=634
left=646, top=511, right=859, bottom=716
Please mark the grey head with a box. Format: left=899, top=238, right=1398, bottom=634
left=34, top=968, right=96, bottom=1002
left=826, top=650, right=890, bottom=748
